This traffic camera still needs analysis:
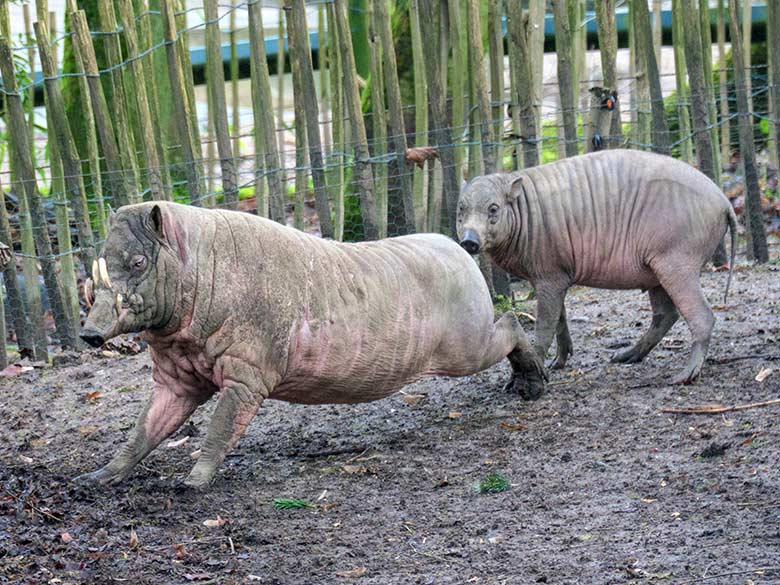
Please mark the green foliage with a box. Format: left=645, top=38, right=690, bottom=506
left=478, top=473, right=510, bottom=494
left=273, top=498, right=315, bottom=510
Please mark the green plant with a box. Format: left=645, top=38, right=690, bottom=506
left=478, top=473, right=510, bottom=494
left=272, top=498, right=315, bottom=510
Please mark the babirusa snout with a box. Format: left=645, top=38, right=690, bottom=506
left=460, top=229, right=481, bottom=255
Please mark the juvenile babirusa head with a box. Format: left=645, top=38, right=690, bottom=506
left=81, top=204, right=183, bottom=347
left=457, top=173, right=523, bottom=256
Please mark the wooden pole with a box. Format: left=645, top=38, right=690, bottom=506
left=0, top=39, right=75, bottom=348
left=630, top=0, right=651, bottom=149
left=334, top=0, right=379, bottom=240
left=326, top=1, right=344, bottom=240
left=277, top=7, right=288, bottom=206
left=230, top=0, right=240, bottom=160
left=728, top=0, right=768, bottom=263
left=467, top=0, right=496, bottom=174
left=553, top=0, right=578, bottom=157
left=716, top=0, right=731, bottom=165
left=68, top=12, right=130, bottom=209
left=116, top=0, right=166, bottom=200
left=488, top=0, right=504, bottom=167
left=22, top=5, right=35, bottom=153
left=448, top=0, right=467, bottom=183
left=35, top=18, right=97, bottom=279
left=285, top=0, right=334, bottom=238
left=97, top=0, right=140, bottom=203
left=594, top=0, right=623, bottom=147
left=160, top=0, right=203, bottom=205
left=418, top=0, right=460, bottom=236
left=506, top=3, right=539, bottom=168
left=375, top=0, right=414, bottom=235
left=742, top=0, right=753, bottom=114
left=409, top=0, right=428, bottom=231
left=699, top=0, right=721, bottom=184
left=366, top=1, right=388, bottom=238
left=652, top=0, right=662, bottom=64
left=176, top=0, right=202, bottom=172
left=528, top=0, right=545, bottom=143
left=632, top=0, right=670, bottom=154
left=672, top=0, right=694, bottom=163
left=204, top=0, right=238, bottom=208
left=248, top=0, right=285, bottom=223
left=768, top=0, right=780, bottom=173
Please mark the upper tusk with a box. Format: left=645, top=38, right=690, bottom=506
left=92, top=260, right=99, bottom=285
left=115, top=293, right=123, bottom=316
left=84, top=278, right=94, bottom=309
left=98, top=257, right=112, bottom=289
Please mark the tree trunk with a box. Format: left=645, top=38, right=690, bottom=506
left=672, top=0, right=694, bottom=164
left=594, top=0, right=623, bottom=147
left=467, top=0, right=496, bottom=175
left=728, top=0, right=768, bottom=263
left=767, top=0, right=780, bottom=172
left=552, top=0, right=578, bottom=158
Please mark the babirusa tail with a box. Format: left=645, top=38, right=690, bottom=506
left=723, top=207, right=738, bottom=304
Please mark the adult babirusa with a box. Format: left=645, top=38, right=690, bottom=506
left=77, top=203, right=545, bottom=490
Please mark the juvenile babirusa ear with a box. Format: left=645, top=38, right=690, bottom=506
left=507, top=175, right=524, bottom=201
left=149, top=204, right=166, bottom=241
left=108, top=204, right=117, bottom=226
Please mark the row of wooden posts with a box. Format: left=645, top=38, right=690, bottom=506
left=0, top=0, right=778, bottom=369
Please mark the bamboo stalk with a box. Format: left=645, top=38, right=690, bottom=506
left=285, top=0, right=334, bottom=238
left=594, top=0, right=623, bottom=147
left=248, top=0, right=285, bottom=223
left=334, top=0, right=379, bottom=240
left=366, top=1, right=388, bottom=238
left=160, top=0, right=203, bottom=204
left=68, top=13, right=129, bottom=210
left=553, top=0, right=578, bottom=157
left=632, top=0, right=670, bottom=154
left=326, top=1, right=344, bottom=240
left=488, top=0, right=504, bottom=171
left=116, top=0, right=165, bottom=200
left=97, top=0, right=140, bottom=203
left=728, top=0, right=767, bottom=263
left=204, top=0, right=238, bottom=208
left=671, top=0, right=694, bottom=163
left=35, top=18, right=97, bottom=282
left=409, top=0, right=428, bottom=231
left=375, top=0, right=413, bottom=236
left=0, top=36, right=75, bottom=347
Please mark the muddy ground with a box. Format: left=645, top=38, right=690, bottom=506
left=1, top=264, right=779, bottom=585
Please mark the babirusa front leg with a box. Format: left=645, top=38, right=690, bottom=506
left=75, top=385, right=204, bottom=485
left=184, top=380, right=264, bottom=490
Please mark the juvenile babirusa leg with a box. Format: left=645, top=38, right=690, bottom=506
left=655, top=262, right=715, bottom=384
left=550, top=306, right=573, bottom=370
left=184, top=372, right=264, bottom=490
left=74, top=385, right=205, bottom=485
left=611, top=286, right=679, bottom=364
left=533, top=282, right=569, bottom=366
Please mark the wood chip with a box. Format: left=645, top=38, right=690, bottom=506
left=335, top=566, right=366, bottom=578
left=755, top=367, right=774, bottom=382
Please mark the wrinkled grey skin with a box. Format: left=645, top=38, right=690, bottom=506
left=457, top=150, right=737, bottom=385
left=76, top=202, right=545, bottom=490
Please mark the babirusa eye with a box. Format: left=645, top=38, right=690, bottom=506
left=488, top=204, right=499, bottom=214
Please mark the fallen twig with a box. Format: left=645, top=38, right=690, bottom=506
left=662, top=399, right=780, bottom=415
left=3, top=489, right=63, bottom=523
left=678, top=566, right=780, bottom=583
left=707, top=354, right=780, bottom=364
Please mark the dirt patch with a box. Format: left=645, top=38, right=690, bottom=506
left=2, top=265, right=779, bottom=584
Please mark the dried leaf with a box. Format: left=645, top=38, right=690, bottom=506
left=755, top=367, right=773, bottom=383
left=85, top=391, right=101, bottom=402
left=190, top=449, right=202, bottom=460
left=202, top=515, right=227, bottom=528
left=183, top=573, right=212, bottom=581
left=641, top=498, right=656, bottom=503
left=336, top=566, right=366, bottom=578
left=18, top=455, right=33, bottom=464
left=341, top=464, right=364, bottom=474
left=60, top=532, right=73, bottom=543
left=172, top=543, right=189, bottom=558
left=78, top=425, right=99, bottom=436
left=448, top=411, right=463, bottom=419
left=400, top=392, right=425, bottom=405
left=500, top=422, right=525, bottom=432
left=166, top=436, right=190, bottom=449
left=129, top=527, right=138, bottom=549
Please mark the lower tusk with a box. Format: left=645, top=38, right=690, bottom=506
left=115, top=293, right=123, bottom=316
left=92, top=260, right=100, bottom=286
left=85, top=278, right=94, bottom=308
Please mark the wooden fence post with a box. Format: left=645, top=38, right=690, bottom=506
left=367, top=1, right=388, bottom=237
left=769, top=0, right=780, bottom=173
left=326, top=1, right=345, bottom=240
left=552, top=0, right=578, bottom=157
left=467, top=0, right=496, bottom=175
left=716, top=0, right=731, bottom=164
left=595, top=0, right=623, bottom=148
left=507, top=3, right=539, bottom=168
left=410, top=0, right=428, bottom=231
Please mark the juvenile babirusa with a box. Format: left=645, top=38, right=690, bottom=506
left=77, top=202, right=545, bottom=490
left=457, top=150, right=737, bottom=385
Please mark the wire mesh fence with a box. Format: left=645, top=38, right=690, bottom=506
left=0, top=0, right=778, bottom=364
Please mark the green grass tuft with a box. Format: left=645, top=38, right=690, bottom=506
left=478, top=473, right=510, bottom=494
left=273, top=498, right=315, bottom=510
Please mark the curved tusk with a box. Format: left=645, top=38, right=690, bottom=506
left=92, top=260, right=100, bottom=286
left=98, top=257, right=112, bottom=289
left=115, top=293, right=123, bottom=316
left=84, top=278, right=94, bottom=309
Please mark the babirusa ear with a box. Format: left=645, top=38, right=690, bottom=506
left=107, top=204, right=116, bottom=226
left=507, top=175, right=524, bottom=202
left=149, top=204, right=166, bottom=241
